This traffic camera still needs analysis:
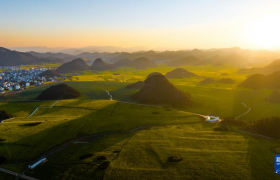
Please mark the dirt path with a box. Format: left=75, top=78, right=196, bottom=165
left=27, top=100, right=59, bottom=118
left=0, top=167, right=38, bottom=180
left=235, top=102, right=251, bottom=120
left=0, top=117, right=15, bottom=125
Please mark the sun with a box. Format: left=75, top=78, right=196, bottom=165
left=246, top=15, right=280, bottom=49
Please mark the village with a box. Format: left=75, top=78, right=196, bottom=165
left=0, top=66, right=59, bottom=94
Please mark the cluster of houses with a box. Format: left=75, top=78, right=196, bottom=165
left=0, top=67, right=57, bottom=92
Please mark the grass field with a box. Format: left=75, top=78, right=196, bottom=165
left=4, top=65, right=280, bottom=121
left=26, top=121, right=279, bottom=180
left=1, top=65, right=280, bottom=179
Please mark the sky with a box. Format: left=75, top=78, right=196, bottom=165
left=1, top=0, right=280, bottom=50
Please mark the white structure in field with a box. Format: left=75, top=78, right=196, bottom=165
left=206, top=116, right=220, bottom=122
left=28, top=158, right=47, bottom=169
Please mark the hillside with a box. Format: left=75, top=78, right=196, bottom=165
left=266, top=91, right=280, bottom=103
left=217, top=78, right=236, bottom=84
left=165, top=68, right=196, bottom=78
left=125, top=81, right=144, bottom=89
left=221, top=54, right=248, bottom=66
left=56, top=58, right=89, bottom=73
left=27, top=51, right=76, bottom=61
left=36, top=83, right=81, bottom=100
left=0, top=47, right=66, bottom=65
left=199, top=78, right=216, bottom=84
left=89, top=58, right=114, bottom=71
left=113, top=57, right=156, bottom=69
left=168, top=56, right=200, bottom=66
left=113, top=58, right=133, bottom=67
left=131, top=57, right=157, bottom=69
left=239, top=71, right=280, bottom=89
left=39, top=70, right=60, bottom=78
left=0, top=110, right=13, bottom=121
left=238, top=59, right=280, bottom=75
left=131, top=73, right=192, bottom=107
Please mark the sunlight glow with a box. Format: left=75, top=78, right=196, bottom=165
left=246, top=15, right=280, bottom=49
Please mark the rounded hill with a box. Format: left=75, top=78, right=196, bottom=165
left=239, top=71, right=280, bottom=89
left=39, top=70, right=60, bottom=78
left=217, top=78, right=236, bottom=84
left=165, top=68, right=196, bottom=78
left=89, top=58, right=114, bottom=71
left=113, top=58, right=132, bottom=67
left=56, top=58, right=89, bottom=73
left=199, top=78, right=216, bottom=85
left=238, top=74, right=266, bottom=89
left=36, top=83, right=81, bottom=100
left=131, top=74, right=193, bottom=107
left=131, top=57, right=157, bottom=69
left=168, top=56, right=200, bottom=66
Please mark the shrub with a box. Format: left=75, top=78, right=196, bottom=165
left=213, top=126, right=228, bottom=131
left=79, top=154, right=93, bottom=160
left=19, top=122, right=42, bottom=126
left=0, top=155, right=7, bottom=164
left=36, top=83, right=81, bottom=100
left=0, top=110, right=13, bottom=120
left=245, top=116, right=280, bottom=139
left=97, top=156, right=106, bottom=160
left=99, top=161, right=110, bottom=169
left=220, top=117, right=246, bottom=126
left=168, top=156, right=183, bottom=162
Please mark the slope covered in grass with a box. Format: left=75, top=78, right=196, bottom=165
left=27, top=122, right=279, bottom=180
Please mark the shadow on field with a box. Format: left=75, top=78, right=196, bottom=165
left=229, top=89, right=252, bottom=119
left=1, top=98, right=204, bottom=179
left=244, top=134, right=279, bottom=179
left=0, top=103, right=116, bottom=163
left=64, top=81, right=132, bottom=100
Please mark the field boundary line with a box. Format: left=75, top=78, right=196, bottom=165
left=117, top=100, right=206, bottom=118
left=110, top=102, right=118, bottom=117
left=28, top=100, right=59, bottom=118
left=0, top=117, right=15, bottom=125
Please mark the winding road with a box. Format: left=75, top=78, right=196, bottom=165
left=235, top=102, right=251, bottom=120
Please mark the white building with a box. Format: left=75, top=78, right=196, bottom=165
left=15, top=84, right=20, bottom=90
left=206, top=116, right=220, bottom=122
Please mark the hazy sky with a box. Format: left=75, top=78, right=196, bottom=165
left=1, top=0, right=280, bottom=50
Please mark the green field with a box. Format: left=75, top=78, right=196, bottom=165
left=4, top=65, right=280, bottom=121
left=1, top=65, right=280, bottom=179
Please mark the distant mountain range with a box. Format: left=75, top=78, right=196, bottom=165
left=10, top=45, right=148, bottom=54
left=0, top=47, right=67, bottom=66
left=2, top=46, right=280, bottom=67
left=54, top=57, right=157, bottom=73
